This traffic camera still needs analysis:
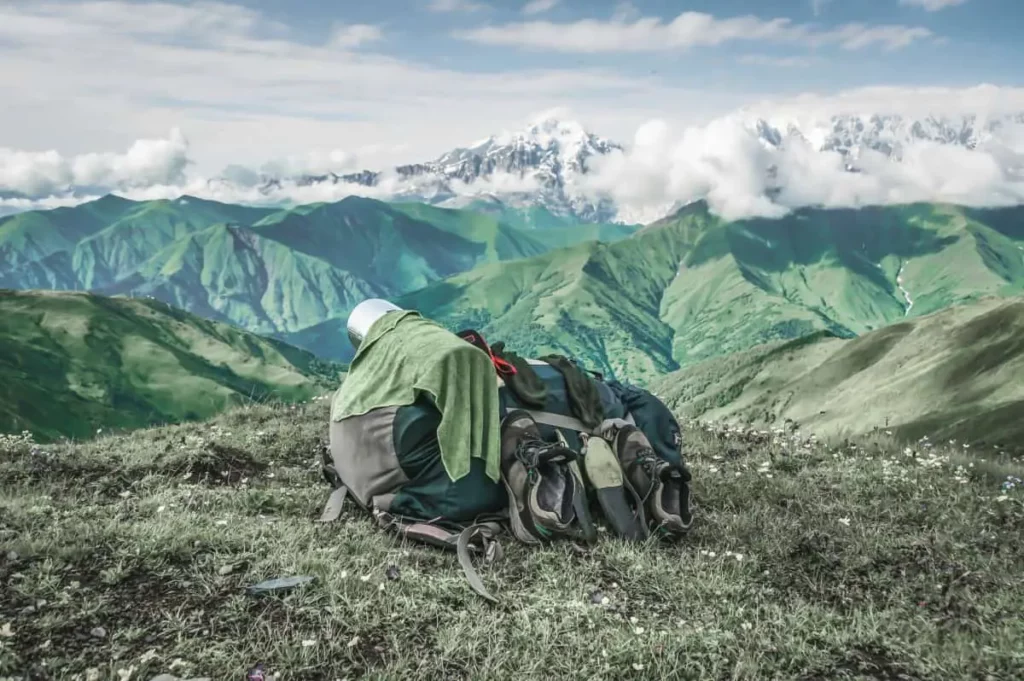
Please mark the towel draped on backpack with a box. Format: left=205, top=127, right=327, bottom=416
left=331, top=310, right=502, bottom=483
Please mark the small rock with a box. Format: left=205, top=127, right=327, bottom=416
left=588, top=590, right=605, bottom=605
left=6, top=551, right=18, bottom=562
left=218, top=564, right=233, bottom=576
left=385, top=565, right=400, bottom=581
left=0, top=622, right=14, bottom=638
left=90, top=626, right=107, bottom=639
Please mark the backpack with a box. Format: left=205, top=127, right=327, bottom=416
left=319, top=326, right=693, bottom=602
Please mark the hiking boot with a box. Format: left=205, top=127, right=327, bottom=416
left=580, top=433, right=649, bottom=541
left=500, top=410, right=577, bottom=543
left=613, top=425, right=694, bottom=535
left=555, top=430, right=598, bottom=545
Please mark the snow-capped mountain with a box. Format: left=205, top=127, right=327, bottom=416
left=251, top=117, right=624, bottom=222
left=234, top=111, right=1023, bottom=224
left=749, top=113, right=1024, bottom=163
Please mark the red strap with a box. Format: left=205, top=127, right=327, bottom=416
left=457, top=330, right=517, bottom=376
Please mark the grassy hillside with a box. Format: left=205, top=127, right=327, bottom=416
left=2, top=400, right=1020, bottom=679
left=0, top=195, right=639, bottom=361
left=405, top=202, right=1024, bottom=384
left=0, top=196, right=274, bottom=290
left=442, top=198, right=642, bottom=242
left=653, top=295, right=1024, bottom=447
left=0, top=290, right=342, bottom=441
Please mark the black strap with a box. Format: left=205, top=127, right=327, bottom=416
left=457, top=524, right=502, bottom=603
left=372, top=507, right=505, bottom=603
left=318, top=486, right=348, bottom=523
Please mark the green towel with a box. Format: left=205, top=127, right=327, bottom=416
left=331, top=310, right=501, bottom=483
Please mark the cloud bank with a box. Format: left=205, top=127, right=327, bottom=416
left=584, top=112, right=1024, bottom=223
left=2, top=86, right=1023, bottom=224
left=454, top=11, right=933, bottom=52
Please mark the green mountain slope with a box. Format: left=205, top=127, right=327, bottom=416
left=0, top=289, right=342, bottom=441
left=0, top=194, right=138, bottom=272
left=0, top=195, right=639, bottom=361
left=0, top=196, right=275, bottom=290
left=434, top=198, right=642, bottom=243
left=109, top=223, right=382, bottom=335
left=652, top=295, right=1024, bottom=446
left=404, top=202, right=1024, bottom=383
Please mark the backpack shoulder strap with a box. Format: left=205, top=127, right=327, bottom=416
left=372, top=506, right=505, bottom=603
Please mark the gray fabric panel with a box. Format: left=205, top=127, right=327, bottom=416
left=525, top=409, right=590, bottom=433
left=372, top=493, right=397, bottom=512
left=329, top=407, right=409, bottom=509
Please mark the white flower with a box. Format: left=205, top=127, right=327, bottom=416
left=741, top=622, right=753, bottom=631
left=838, top=518, right=851, bottom=526
left=302, top=639, right=316, bottom=647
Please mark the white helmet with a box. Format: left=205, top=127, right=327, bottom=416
left=346, top=298, right=403, bottom=351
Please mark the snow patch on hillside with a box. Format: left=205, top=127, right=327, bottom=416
left=896, top=262, right=914, bottom=316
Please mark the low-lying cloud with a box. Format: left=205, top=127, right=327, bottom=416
left=3, top=86, right=1024, bottom=224
left=583, top=110, right=1024, bottom=223
left=0, top=129, right=189, bottom=197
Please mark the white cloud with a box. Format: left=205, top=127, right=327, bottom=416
left=428, top=0, right=487, bottom=12
left=259, top=149, right=359, bottom=178
left=581, top=88, right=1024, bottom=222
left=900, top=0, right=969, bottom=11
left=523, top=0, right=559, bottom=15
left=0, top=0, right=700, bottom=175
left=737, top=54, right=814, bottom=68
left=0, top=129, right=189, bottom=196
left=4, top=85, right=1024, bottom=224
left=454, top=11, right=933, bottom=52
left=330, top=24, right=384, bottom=49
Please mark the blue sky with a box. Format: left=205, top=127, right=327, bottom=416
left=245, top=0, right=1021, bottom=93
left=0, top=0, right=1021, bottom=184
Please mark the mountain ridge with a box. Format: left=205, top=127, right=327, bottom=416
left=0, top=289, right=342, bottom=440
left=402, top=202, right=1024, bottom=383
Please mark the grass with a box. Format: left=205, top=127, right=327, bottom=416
left=0, top=290, right=343, bottom=442
left=2, top=400, right=1023, bottom=680
left=654, top=295, right=1024, bottom=448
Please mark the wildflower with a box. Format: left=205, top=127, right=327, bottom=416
left=741, top=622, right=753, bottom=631
left=838, top=517, right=851, bottom=526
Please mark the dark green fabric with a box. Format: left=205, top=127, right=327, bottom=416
left=491, top=342, right=547, bottom=408
left=498, top=362, right=625, bottom=451
left=332, top=310, right=502, bottom=482
left=539, top=355, right=605, bottom=429
left=607, top=380, right=684, bottom=469
left=390, top=396, right=507, bottom=523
